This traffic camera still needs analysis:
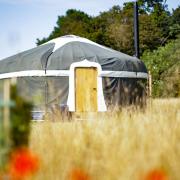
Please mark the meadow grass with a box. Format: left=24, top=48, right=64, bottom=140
left=29, top=98, right=180, bottom=180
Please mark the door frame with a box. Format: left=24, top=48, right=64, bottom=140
left=67, top=59, right=107, bottom=112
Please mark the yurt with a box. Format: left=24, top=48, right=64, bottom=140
left=0, top=35, right=148, bottom=113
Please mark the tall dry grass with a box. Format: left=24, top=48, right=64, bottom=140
left=29, top=99, right=180, bottom=180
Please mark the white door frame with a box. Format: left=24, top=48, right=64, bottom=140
left=67, top=59, right=107, bottom=112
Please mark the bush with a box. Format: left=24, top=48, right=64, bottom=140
left=142, top=36, right=180, bottom=97
left=10, top=85, right=32, bottom=149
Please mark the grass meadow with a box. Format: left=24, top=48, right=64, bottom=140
left=29, top=98, right=180, bottom=180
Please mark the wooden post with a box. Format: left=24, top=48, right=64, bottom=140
left=3, top=79, right=10, bottom=144
left=148, top=71, right=152, bottom=98
left=148, top=71, right=152, bottom=108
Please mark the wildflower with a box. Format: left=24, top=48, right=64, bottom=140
left=144, top=169, right=168, bottom=180
left=9, top=147, right=39, bottom=179
left=69, top=168, right=90, bottom=180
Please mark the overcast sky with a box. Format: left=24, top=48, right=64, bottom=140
left=0, top=0, right=179, bottom=59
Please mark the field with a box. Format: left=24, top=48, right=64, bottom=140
left=29, top=99, right=180, bottom=180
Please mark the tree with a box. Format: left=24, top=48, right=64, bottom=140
left=37, top=9, right=92, bottom=45
left=36, top=1, right=177, bottom=56
left=171, top=6, right=180, bottom=25
left=106, top=4, right=134, bottom=55
left=139, top=14, right=162, bottom=52
left=169, top=6, right=180, bottom=39
left=138, top=0, right=168, bottom=13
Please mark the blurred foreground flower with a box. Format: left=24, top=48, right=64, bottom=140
left=69, top=168, right=90, bottom=180
left=144, top=169, right=168, bottom=180
left=9, top=147, right=39, bottom=179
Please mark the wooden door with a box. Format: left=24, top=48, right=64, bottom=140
left=75, top=67, right=97, bottom=112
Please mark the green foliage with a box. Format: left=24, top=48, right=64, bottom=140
left=0, top=85, right=32, bottom=169
left=10, top=85, right=32, bottom=149
left=171, top=6, right=180, bottom=25
left=0, top=110, right=9, bottom=169
left=142, top=36, right=180, bottom=97
left=138, top=0, right=168, bottom=13
left=169, top=6, right=180, bottom=39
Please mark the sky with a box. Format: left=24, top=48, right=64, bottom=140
left=0, top=0, right=179, bottom=60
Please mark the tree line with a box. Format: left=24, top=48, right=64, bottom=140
left=37, top=0, right=180, bottom=97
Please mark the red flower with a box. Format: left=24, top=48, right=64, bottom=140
left=144, top=169, right=168, bottom=180
left=69, top=168, right=90, bottom=180
left=9, top=148, right=39, bottom=179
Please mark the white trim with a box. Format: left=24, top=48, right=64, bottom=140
left=137, top=72, right=148, bottom=79
left=45, top=70, right=69, bottom=76
left=0, top=70, right=45, bottom=79
left=45, top=35, right=114, bottom=53
left=0, top=70, right=148, bottom=80
left=100, top=71, right=148, bottom=79
left=67, top=59, right=107, bottom=112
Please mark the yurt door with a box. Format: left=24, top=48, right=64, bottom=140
left=75, top=67, right=98, bottom=112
